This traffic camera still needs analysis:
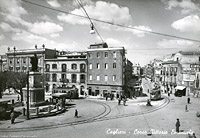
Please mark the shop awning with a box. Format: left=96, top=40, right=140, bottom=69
left=175, top=86, right=186, bottom=90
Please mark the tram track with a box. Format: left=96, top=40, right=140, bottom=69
left=0, top=96, right=169, bottom=132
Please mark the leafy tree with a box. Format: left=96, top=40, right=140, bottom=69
left=0, top=72, right=7, bottom=98
left=0, top=71, right=27, bottom=102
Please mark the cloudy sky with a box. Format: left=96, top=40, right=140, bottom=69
left=0, top=0, right=200, bottom=66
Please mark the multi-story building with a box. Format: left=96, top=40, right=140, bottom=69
left=87, top=43, right=126, bottom=98
left=132, top=63, right=141, bottom=77
left=144, top=63, right=154, bottom=80
left=0, top=55, right=8, bottom=72
left=152, top=59, right=162, bottom=85
left=173, top=51, right=200, bottom=95
left=161, top=50, right=200, bottom=95
left=45, top=51, right=87, bottom=96
left=5, top=45, right=57, bottom=74
left=161, top=60, right=180, bottom=93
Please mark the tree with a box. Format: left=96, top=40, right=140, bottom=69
left=0, top=71, right=27, bottom=102
left=0, top=72, right=7, bottom=98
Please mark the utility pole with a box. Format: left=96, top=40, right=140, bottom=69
left=27, top=71, right=30, bottom=119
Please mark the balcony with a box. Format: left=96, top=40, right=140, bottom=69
left=46, top=68, right=50, bottom=72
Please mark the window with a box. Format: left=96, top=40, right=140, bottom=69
left=52, top=64, right=57, bottom=69
left=89, top=63, right=92, bottom=69
left=113, top=75, right=116, bottom=81
left=46, top=64, right=50, bottom=72
left=97, top=52, right=100, bottom=58
left=80, top=64, right=85, bottom=72
left=23, top=57, right=26, bottom=63
left=71, top=64, right=77, bottom=70
left=9, top=58, right=13, bottom=64
left=17, top=58, right=20, bottom=64
left=52, top=74, right=57, bottom=82
left=97, top=75, right=100, bottom=81
left=45, top=74, right=50, bottom=81
left=97, top=63, right=100, bottom=69
left=80, top=74, right=85, bottom=83
left=113, top=52, right=116, bottom=58
left=61, top=74, right=66, bottom=79
left=105, top=52, right=108, bottom=57
left=113, top=63, right=116, bottom=68
left=105, top=63, right=108, bottom=69
left=105, top=75, right=108, bottom=81
left=62, top=64, right=66, bottom=72
left=89, top=75, right=92, bottom=80
left=72, top=74, right=77, bottom=83
left=174, top=67, right=177, bottom=72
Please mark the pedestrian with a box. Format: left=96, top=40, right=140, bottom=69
left=185, top=105, right=188, bottom=112
left=10, top=111, right=15, bottom=124
left=175, top=118, right=180, bottom=133
left=75, top=109, right=78, bottom=117
left=123, top=97, right=126, bottom=106
left=106, top=96, right=108, bottom=101
left=187, top=97, right=190, bottom=104
left=168, top=92, right=170, bottom=97
left=118, top=98, right=121, bottom=105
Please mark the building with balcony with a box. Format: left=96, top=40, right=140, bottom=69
left=161, top=60, right=180, bottom=93
left=161, top=50, right=200, bottom=95
left=87, top=43, right=126, bottom=98
left=45, top=51, right=87, bottom=96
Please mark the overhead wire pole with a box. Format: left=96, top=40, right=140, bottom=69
left=20, top=0, right=200, bottom=43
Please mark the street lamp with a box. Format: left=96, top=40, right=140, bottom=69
left=90, top=23, right=95, bottom=34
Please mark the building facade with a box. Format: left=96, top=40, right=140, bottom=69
left=132, top=63, right=141, bottom=77
left=87, top=43, right=126, bottom=98
left=5, top=46, right=57, bottom=74
left=45, top=51, right=87, bottom=96
left=161, top=61, right=180, bottom=93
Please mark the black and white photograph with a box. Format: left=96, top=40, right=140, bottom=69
left=0, top=0, right=200, bottom=138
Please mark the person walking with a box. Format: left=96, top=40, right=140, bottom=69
left=175, top=118, right=180, bottom=133
left=74, top=109, right=78, bottom=117
left=185, top=105, right=188, bottom=112
left=10, top=111, right=15, bottom=124
left=118, top=98, right=121, bottom=105
left=187, top=97, right=190, bottom=104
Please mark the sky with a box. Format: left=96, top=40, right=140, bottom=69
left=0, top=0, right=200, bottom=66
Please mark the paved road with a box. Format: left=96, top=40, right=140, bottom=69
left=1, top=79, right=199, bottom=138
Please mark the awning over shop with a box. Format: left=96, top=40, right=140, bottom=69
left=175, top=86, right=186, bottom=90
